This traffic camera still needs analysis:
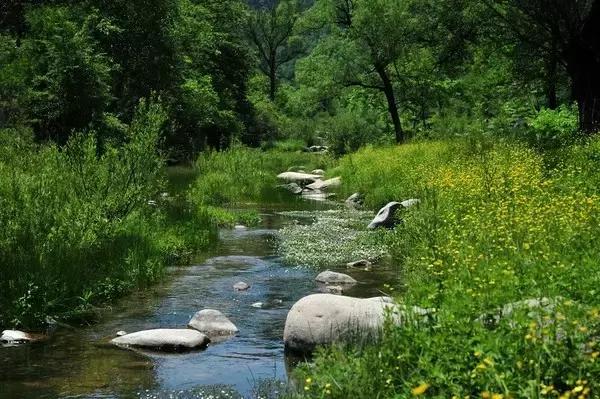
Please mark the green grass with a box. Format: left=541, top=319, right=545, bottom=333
left=293, top=137, right=600, bottom=398
left=188, top=145, right=335, bottom=206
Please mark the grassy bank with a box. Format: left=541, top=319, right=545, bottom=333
left=188, top=146, right=335, bottom=207
left=0, top=103, right=220, bottom=329
left=295, top=138, right=600, bottom=398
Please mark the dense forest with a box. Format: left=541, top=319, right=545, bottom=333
left=2, top=0, right=600, bottom=398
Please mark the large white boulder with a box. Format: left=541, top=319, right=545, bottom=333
left=315, top=270, right=357, bottom=285
left=111, top=329, right=209, bottom=351
left=277, top=172, right=322, bottom=185
left=188, top=309, right=238, bottom=337
left=284, top=294, right=413, bottom=352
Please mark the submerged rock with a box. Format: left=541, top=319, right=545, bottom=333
left=188, top=309, right=238, bottom=337
left=367, top=202, right=402, bottom=229
left=346, top=259, right=373, bottom=270
left=323, top=285, right=344, bottom=295
left=111, top=329, right=209, bottom=351
left=315, top=270, right=357, bottom=285
left=233, top=281, right=251, bottom=291
left=345, top=193, right=364, bottom=209
left=277, top=172, right=321, bottom=185
left=306, top=177, right=341, bottom=191
left=251, top=302, right=264, bottom=308
left=279, top=182, right=303, bottom=195
left=284, top=294, right=424, bottom=353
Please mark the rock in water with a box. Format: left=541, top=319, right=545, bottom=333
left=111, top=329, right=209, bottom=351
left=233, top=281, right=250, bottom=291
left=283, top=295, right=406, bottom=353
left=367, top=202, right=402, bottom=229
left=279, top=182, right=303, bottom=195
left=1, top=330, right=35, bottom=344
left=311, top=169, right=325, bottom=176
left=346, top=259, right=373, bottom=270
left=324, top=285, right=344, bottom=295
left=277, top=172, right=321, bottom=185
left=188, top=309, right=238, bottom=337
left=345, top=193, right=364, bottom=209
left=306, top=177, right=342, bottom=191
left=315, top=270, right=357, bottom=284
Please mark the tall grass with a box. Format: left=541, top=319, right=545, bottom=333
left=295, top=138, right=600, bottom=398
left=188, top=146, right=335, bottom=206
left=0, top=102, right=217, bottom=328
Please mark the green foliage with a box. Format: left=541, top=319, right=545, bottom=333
left=528, top=105, right=579, bottom=149
left=0, top=100, right=216, bottom=328
left=188, top=145, right=335, bottom=206
left=294, top=138, right=600, bottom=398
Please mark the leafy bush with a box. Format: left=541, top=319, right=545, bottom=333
left=0, top=101, right=218, bottom=328
left=528, top=105, right=579, bottom=149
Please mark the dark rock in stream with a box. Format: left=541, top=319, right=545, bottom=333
left=345, top=192, right=364, bottom=209
left=347, top=259, right=373, bottom=270
left=279, top=182, right=303, bottom=195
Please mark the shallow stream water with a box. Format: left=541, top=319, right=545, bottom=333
left=0, top=194, right=398, bottom=399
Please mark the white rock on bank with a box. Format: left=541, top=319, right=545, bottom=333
left=1, top=330, right=35, bottom=344
left=367, top=202, right=402, bottom=229
left=188, top=309, right=238, bottom=336
left=277, top=172, right=322, bottom=185
left=111, top=329, right=209, bottom=351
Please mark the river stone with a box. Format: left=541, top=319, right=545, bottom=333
left=311, top=169, right=325, bottom=176
left=1, top=330, right=35, bottom=344
left=345, top=193, right=364, bottom=209
left=279, top=182, right=303, bottom=195
left=367, top=202, right=402, bottom=229
left=306, top=177, right=341, bottom=191
left=277, top=172, right=321, bottom=185
left=188, top=309, right=238, bottom=336
left=111, top=329, right=209, bottom=351
left=324, top=285, right=344, bottom=295
left=233, top=281, right=250, bottom=291
left=347, top=259, right=373, bottom=270
left=315, top=270, right=357, bottom=285
left=283, top=294, right=407, bottom=352
left=116, top=330, right=128, bottom=337
left=251, top=302, right=264, bottom=308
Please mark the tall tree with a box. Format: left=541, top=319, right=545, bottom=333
left=247, top=0, right=302, bottom=100
left=487, top=0, right=600, bottom=132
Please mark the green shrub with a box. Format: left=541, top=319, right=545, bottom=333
left=527, top=105, right=579, bottom=149
left=0, top=100, right=218, bottom=328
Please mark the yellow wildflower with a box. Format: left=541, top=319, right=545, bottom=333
left=412, top=383, right=430, bottom=396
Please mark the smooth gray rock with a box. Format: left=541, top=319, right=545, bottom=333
left=111, top=329, right=209, bottom=351
left=233, top=281, right=250, bottom=291
left=277, top=172, right=321, bottom=185
left=306, top=177, right=341, bottom=191
left=251, top=302, right=264, bottom=308
left=116, top=330, right=127, bottom=337
left=324, top=285, right=344, bottom=295
left=283, top=294, right=412, bottom=352
left=345, top=193, right=364, bottom=209
left=279, top=182, right=303, bottom=195
left=311, top=169, right=325, bottom=176
left=188, top=309, right=238, bottom=336
left=367, top=202, right=402, bottom=229
left=315, top=270, right=357, bottom=285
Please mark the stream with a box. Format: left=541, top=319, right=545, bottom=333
left=0, top=197, right=397, bottom=399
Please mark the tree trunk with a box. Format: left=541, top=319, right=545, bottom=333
left=269, top=54, right=277, bottom=101
left=566, top=1, right=600, bottom=133
left=545, top=34, right=558, bottom=109
left=375, top=63, right=404, bottom=143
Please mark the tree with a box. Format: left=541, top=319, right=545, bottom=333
left=247, top=0, right=302, bottom=100
left=486, top=0, right=600, bottom=133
